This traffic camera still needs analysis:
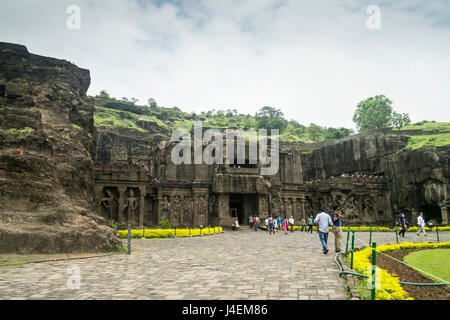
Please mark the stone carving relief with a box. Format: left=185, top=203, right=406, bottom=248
left=195, top=194, right=208, bottom=225
left=181, top=195, right=193, bottom=226
left=218, top=194, right=229, bottom=217
left=271, top=196, right=283, bottom=217
left=100, top=187, right=119, bottom=220
left=124, top=188, right=139, bottom=222
left=160, top=195, right=170, bottom=221
left=170, top=194, right=183, bottom=225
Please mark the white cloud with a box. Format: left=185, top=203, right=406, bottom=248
left=0, top=0, right=449, bottom=129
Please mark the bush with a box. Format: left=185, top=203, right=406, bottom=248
left=159, top=219, right=171, bottom=229
left=117, top=227, right=223, bottom=239
left=109, top=220, right=116, bottom=229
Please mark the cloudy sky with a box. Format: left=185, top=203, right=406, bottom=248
left=1, top=0, right=449, bottom=129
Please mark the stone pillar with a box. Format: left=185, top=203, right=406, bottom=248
left=258, top=195, right=269, bottom=217
left=156, top=189, right=163, bottom=225
left=118, top=186, right=127, bottom=224
left=292, top=198, right=301, bottom=221
left=94, top=185, right=104, bottom=213
left=139, top=185, right=146, bottom=227
left=218, top=194, right=233, bottom=226
left=218, top=194, right=229, bottom=217
left=289, top=198, right=294, bottom=218
left=441, top=205, right=449, bottom=225
left=300, top=198, right=306, bottom=220
left=193, top=188, right=208, bottom=226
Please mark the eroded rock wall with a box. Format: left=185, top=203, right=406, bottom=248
left=301, top=130, right=449, bottom=225
left=0, top=42, right=121, bottom=253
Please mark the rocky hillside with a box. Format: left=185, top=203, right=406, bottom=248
left=0, top=42, right=121, bottom=254
left=300, top=125, right=449, bottom=224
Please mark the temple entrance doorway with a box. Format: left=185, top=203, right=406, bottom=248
left=420, top=204, right=442, bottom=223
left=229, top=194, right=258, bottom=225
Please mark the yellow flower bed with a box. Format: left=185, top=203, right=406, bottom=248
left=406, top=226, right=450, bottom=232
left=293, top=226, right=317, bottom=231
left=117, top=227, right=223, bottom=239
left=342, top=226, right=392, bottom=232
left=292, top=226, right=450, bottom=232
left=352, top=241, right=450, bottom=300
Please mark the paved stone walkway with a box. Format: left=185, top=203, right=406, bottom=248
left=0, top=229, right=448, bottom=300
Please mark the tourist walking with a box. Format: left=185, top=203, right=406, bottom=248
left=314, top=208, right=333, bottom=254
left=416, top=212, right=427, bottom=236
left=273, top=218, right=278, bottom=232
left=249, top=215, right=254, bottom=229
left=300, top=218, right=306, bottom=231
left=268, top=216, right=274, bottom=235
left=283, top=217, right=288, bottom=234
left=277, top=216, right=282, bottom=233
left=307, top=215, right=313, bottom=233
left=397, top=212, right=408, bottom=237
left=253, top=216, right=259, bottom=231
left=288, top=216, right=295, bottom=232
left=331, top=204, right=343, bottom=253
left=265, top=217, right=269, bottom=232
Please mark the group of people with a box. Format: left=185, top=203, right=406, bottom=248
left=315, top=207, right=431, bottom=254
left=234, top=208, right=430, bottom=255
left=264, top=216, right=293, bottom=234
left=397, top=211, right=428, bottom=237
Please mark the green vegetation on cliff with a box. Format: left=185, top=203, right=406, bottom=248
left=93, top=91, right=449, bottom=148
left=94, top=106, right=168, bottom=133
left=399, top=121, right=450, bottom=132
left=406, top=133, right=450, bottom=150
left=396, top=121, right=450, bottom=150
left=93, top=93, right=355, bottom=142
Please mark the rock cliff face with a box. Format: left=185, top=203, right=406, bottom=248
left=301, top=129, right=449, bottom=225
left=0, top=42, right=121, bottom=253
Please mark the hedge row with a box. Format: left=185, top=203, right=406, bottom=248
left=117, top=227, right=223, bottom=239
left=292, top=226, right=450, bottom=232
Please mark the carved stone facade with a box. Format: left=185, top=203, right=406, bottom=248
left=93, top=143, right=309, bottom=228
left=93, top=135, right=449, bottom=227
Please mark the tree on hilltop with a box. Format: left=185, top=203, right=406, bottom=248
left=353, top=95, right=411, bottom=132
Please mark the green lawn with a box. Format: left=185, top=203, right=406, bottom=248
left=406, top=133, right=450, bottom=150
left=399, top=121, right=450, bottom=132
left=403, top=249, right=450, bottom=283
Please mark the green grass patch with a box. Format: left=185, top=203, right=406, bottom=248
left=3, top=127, right=35, bottom=135
left=138, top=115, right=169, bottom=129
left=405, top=133, right=450, bottom=150
left=1, top=127, right=35, bottom=141
left=403, top=249, right=450, bottom=282
left=94, top=106, right=146, bottom=132
left=353, top=275, right=372, bottom=300
left=399, top=121, right=450, bottom=132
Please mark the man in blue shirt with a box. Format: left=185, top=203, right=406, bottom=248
left=398, top=212, right=408, bottom=237
left=332, top=204, right=343, bottom=253
left=314, top=208, right=334, bottom=254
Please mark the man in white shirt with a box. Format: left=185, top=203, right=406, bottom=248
left=288, top=216, right=295, bottom=232
left=314, top=208, right=334, bottom=254
left=416, top=212, right=427, bottom=236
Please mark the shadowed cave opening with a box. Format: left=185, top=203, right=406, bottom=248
left=420, top=204, right=442, bottom=224
left=229, top=194, right=258, bottom=225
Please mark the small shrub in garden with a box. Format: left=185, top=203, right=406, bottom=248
left=159, top=219, right=171, bottom=229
